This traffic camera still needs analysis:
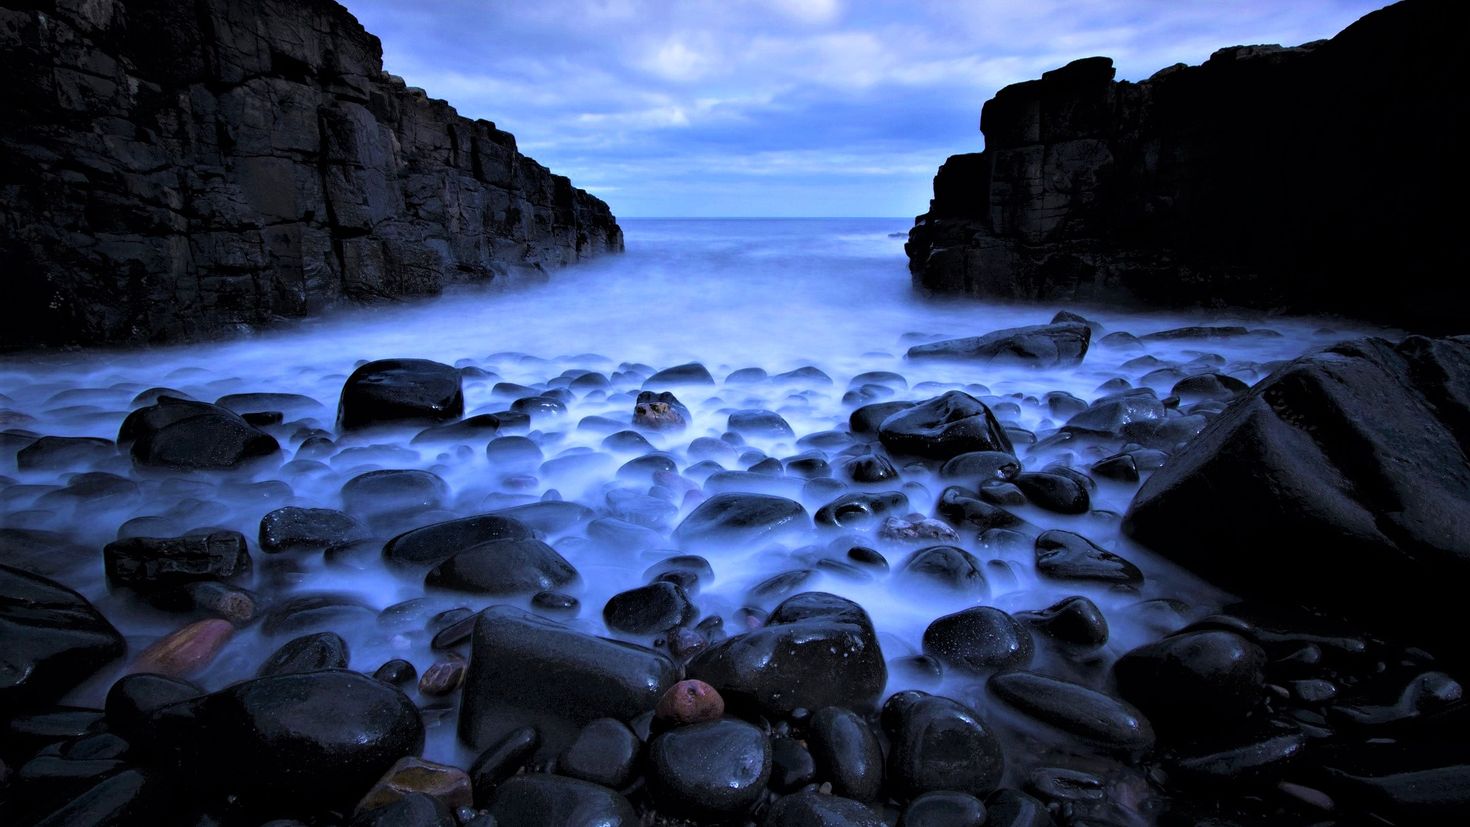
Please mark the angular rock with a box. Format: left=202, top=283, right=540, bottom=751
left=906, top=322, right=1091, bottom=367
left=603, top=582, right=696, bottom=635
left=103, top=531, right=251, bottom=591
left=1034, top=530, right=1142, bottom=587
left=119, top=397, right=279, bottom=470
left=1, top=565, right=126, bottom=712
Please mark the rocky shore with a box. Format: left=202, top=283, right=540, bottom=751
left=0, top=0, right=622, bottom=348
left=905, top=0, right=1468, bottom=331
left=2, top=309, right=1466, bottom=825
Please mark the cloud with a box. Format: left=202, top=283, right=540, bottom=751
left=341, top=0, right=1391, bottom=217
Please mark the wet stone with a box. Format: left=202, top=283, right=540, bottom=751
left=922, top=607, right=1032, bottom=673
left=132, top=617, right=235, bottom=677
left=672, top=492, right=809, bottom=550
left=809, top=706, right=885, bottom=803
left=644, top=362, right=715, bottom=388
left=988, top=671, right=1154, bottom=751
left=1014, top=472, right=1090, bottom=514
left=1016, top=595, right=1109, bottom=649
left=879, top=391, right=1013, bottom=460
left=771, top=736, right=818, bottom=793
left=488, top=774, right=636, bottom=827
left=765, top=789, right=886, bottom=826
left=633, top=390, right=690, bottom=430
left=259, top=507, right=369, bottom=553
left=16, top=436, right=116, bottom=470
left=850, top=401, right=915, bottom=435
left=1114, top=630, right=1267, bottom=735
left=103, top=531, right=251, bottom=591
left=983, top=789, right=1053, bottom=827
left=900, top=791, right=988, bottom=827
left=899, top=545, right=990, bottom=597
left=648, top=718, right=771, bottom=821
left=356, top=756, right=473, bottom=816
left=120, top=397, right=280, bottom=469
left=337, top=358, right=464, bottom=431
left=373, top=659, right=417, bottom=688
left=425, top=538, right=579, bottom=596
left=883, top=691, right=1005, bottom=801
left=557, top=717, right=641, bottom=790
left=603, top=581, right=696, bottom=635
left=840, top=451, right=900, bottom=483
left=257, top=631, right=350, bottom=677
left=468, top=726, right=540, bottom=807
left=939, top=450, right=1021, bottom=481
left=1034, top=530, right=1143, bottom=588
left=815, top=490, right=909, bottom=528
left=728, top=409, right=796, bottom=438
left=418, top=658, right=467, bottom=696
left=656, top=679, right=726, bottom=725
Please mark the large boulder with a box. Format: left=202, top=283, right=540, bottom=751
left=906, top=322, right=1091, bottom=367
left=878, top=392, right=1013, bottom=460
left=673, top=493, right=810, bottom=550
left=118, top=396, right=279, bottom=470
left=338, top=359, right=464, bottom=431
left=1124, top=337, right=1470, bottom=641
left=458, top=606, right=680, bottom=755
left=382, top=514, right=535, bottom=570
left=687, top=593, right=886, bottom=717
left=0, top=565, right=126, bottom=713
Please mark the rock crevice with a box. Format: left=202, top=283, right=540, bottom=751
left=905, top=0, right=1467, bottom=331
left=0, top=0, right=623, bottom=347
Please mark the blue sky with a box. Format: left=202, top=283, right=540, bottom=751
left=342, top=0, right=1387, bottom=218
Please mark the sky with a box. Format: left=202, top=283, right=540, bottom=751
left=341, top=0, right=1389, bottom=218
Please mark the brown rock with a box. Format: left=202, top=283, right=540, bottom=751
left=355, top=756, right=473, bottom=816
left=130, top=618, right=234, bottom=677
left=633, top=391, right=689, bottom=431
left=655, top=679, right=725, bottom=725
left=418, top=657, right=467, bottom=696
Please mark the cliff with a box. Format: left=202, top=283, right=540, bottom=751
left=0, top=0, right=623, bottom=347
left=906, top=0, right=1468, bottom=331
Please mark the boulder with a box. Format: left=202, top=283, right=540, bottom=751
left=673, top=493, right=810, bottom=550
left=0, top=565, right=126, bottom=713
left=338, top=359, right=464, bottom=430
left=118, top=397, right=279, bottom=470
left=878, top=392, right=1013, bottom=460
left=906, top=322, right=1091, bottom=367
left=1124, top=337, right=1470, bottom=641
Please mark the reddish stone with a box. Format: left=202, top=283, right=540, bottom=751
left=655, top=679, right=725, bottom=725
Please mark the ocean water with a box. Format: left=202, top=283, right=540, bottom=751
left=0, top=218, right=1384, bottom=765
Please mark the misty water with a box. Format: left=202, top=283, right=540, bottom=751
left=0, top=218, right=1385, bottom=766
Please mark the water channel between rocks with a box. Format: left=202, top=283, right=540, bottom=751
left=0, top=217, right=1387, bottom=771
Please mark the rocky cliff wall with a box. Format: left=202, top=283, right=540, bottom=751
left=906, top=0, right=1467, bottom=331
left=0, top=0, right=623, bottom=347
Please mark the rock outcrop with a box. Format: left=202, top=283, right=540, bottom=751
left=906, top=0, right=1468, bottom=331
left=0, top=0, right=622, bottom=347
left=1123, top=335, right=1470, bottom=645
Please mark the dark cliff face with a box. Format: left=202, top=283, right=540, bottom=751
left=0, top=0, right=623, bottom=348
left=906, top=0, right=1467, bottom=332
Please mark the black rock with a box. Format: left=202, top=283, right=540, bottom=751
left=352, top=792, right=454, bottom=827
left=900, top=791, right=988, bottom=827
left=259, top=507, right=368, bottom=553
left=458, top=607, right=679, bottom=755
left=103, top=531, right=251, bottom=591
left=936, top=486, right=1029, bottom=533
left=984, top=789, right=1056, bottom=827
left=1113, top=630, right=1267, bottom=735
left=16, top=436, right=116, bottom=470
left=372, top=659, right=417, bottom=688
left=1013, top=472, right=1090, bottom=514
left=1168, top=727, right=1307, bottom=786
left=878, top=392, right=1013, bottom=460
left=1172, top=372, right=1249, bottom=402
left=603, top=582, right=696, bottom=635
left=898, top=546, right=990, bottom=597
left=1089, top=453, right=1139, bottom=482
left=256, top=632, right=349, bottom=677
left=25, top=769, right=161, bottom=827
left=645, top=363, right=716, bottom=388
left=1064, top=389, right=1165, bottom=436
left=850, top=401, right=915, bottom=435
left=988, top=671, right=1153, bottom=750
left=1125, top=336, right=1470, bottom=646
left=770, top=737, right=818, bottom=793
left=178, top=670, right=424, bottom=810
left=729, top=409, right=796, bottom=438
left=1, top=565, right=126, bottom=712
left=765, top=789, right=885, bottom=826
left=558, top=717, right=641, bottom=790
left=840, top=451, right=901, bottom=483
left=809, top=706, right=884, bottom=803
left=382, top=514, right=536, bottom=570
left=119, top=397, right=279, bottom=469
left=338, top=359, right=464, bottom=431
left=884, top=692, right=1005, bottom=801
left=468, top=726, right=540, bottom=807
left=489, top=774, right=636, bottom=826
left=260, top=593, right=375, bottom=636
left=673, top=493, right=810, bottom=550
left=104, top=673, right=201, bottom=741
left=410, top=413, right=503, bottom=445
left=688, top=593, right=886, bottom=717
left=425, top=538, right=578, bottom=596
left=1033, top=530, right=1142, bottom=588
left=340, top=469, right=449, bottom=519
left=648, top=718, right=770, bottom=820
left=907, top=322, right=1091, bottom=367
left=485, top=435, right=543, bottom=468
left=1015, top=596, right=1108, bottom=649
left=939, top=450, right=1021, bottom=481
left=922, top=607, right=1032, bottom=673
left=490, top=500, right=595, bottom=534
left=815, top=491, right=909, bottom=528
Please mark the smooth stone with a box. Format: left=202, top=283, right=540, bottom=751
left=644, top=363, right=716, bottom=388
left=381, top=514, right=536, bottom=569
left=25, top=769, right=161, bottom=827
left=603, top=582, right=696, bottom=635
left=922, top=607, right=1032, bottom=673
left=15, top=436, right=116, bottom=470
left=468, top=726, right=540, bottom=807
left=809, top=706, right=884, bottom=803
left=899, top=791, right=988, bottom=827
left=815, top=491, right=908, bottom=529
left=355, top=756, right=473, bottom=816
left=672, top=493, right=809, bottom=550
left=485, top=435, right=543, bottom=468
left=424, top=538, right=578, bottom=596
left=0, top=565, right=126, bottom=711
left=1090, top=453, right=1139, bottom=482
left=373, top=659, right=417, bottom=688
left=878, top=392, right=1013, bottom=460
left=688, top=593, right=887, bottom=717
left=1015, top=596, right=1109, bottom=649
left=458, top=607, right=679, bottom=756
left=1034, top=530, right=1143, bottom=588
left=984, top=789, right=1055, bottom=827
left=417, top=658, right=467, bottom=696
left=939, top=450, right=1021, bottom=481
left=259, top=507, right=368, bottom=553
left=119, top=397, right=279, bottom=469
left=655, top=679, right=725, bottom=725
left=765, top=789, right=886, bottom=826
left=771, top=737, right=817, bottom=793
left=850, top=401, right=915, bottom=435
left=905, top=322, right=1091, bottom=367
left=633, top=391, right=690, bottom=430
left=1172, top=372, right=1249, bottom=402
left=103, top=673, right=202, bottom=741
left=1114, top=630, right=1267, bottom=734
left=884, top=692, right=1005, bottom=801
left=488, top=500, right=594, bottom=534
left=1168, top=728, right=1307, bottom=786
left=988, top=671, right=1154, bottom=750
left=341, top=469, right=449, bottom=518
left=489, top=775, right=637, bottom=826
left=840, top=451, right=901, bottom=484
left=131, top=618, right=235, bottom=678
left=557, top=717, right=641, bottom=790
left=1013, top=472, right=1090, bottom=514
left=410, top=413, right=502, bottom=445
left=337, top=359, right=463, bottom=430
left=898, top=545, right=990, bottom=597
left=648, top=719, right=771, bottom=820
left=936, top=486, right=1028, bottom=533
left=351, top=792, right=454, bottom=827
left=1064, top=389, right=1165, bottom=436
left=728, top=409, right=796, bottom=438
